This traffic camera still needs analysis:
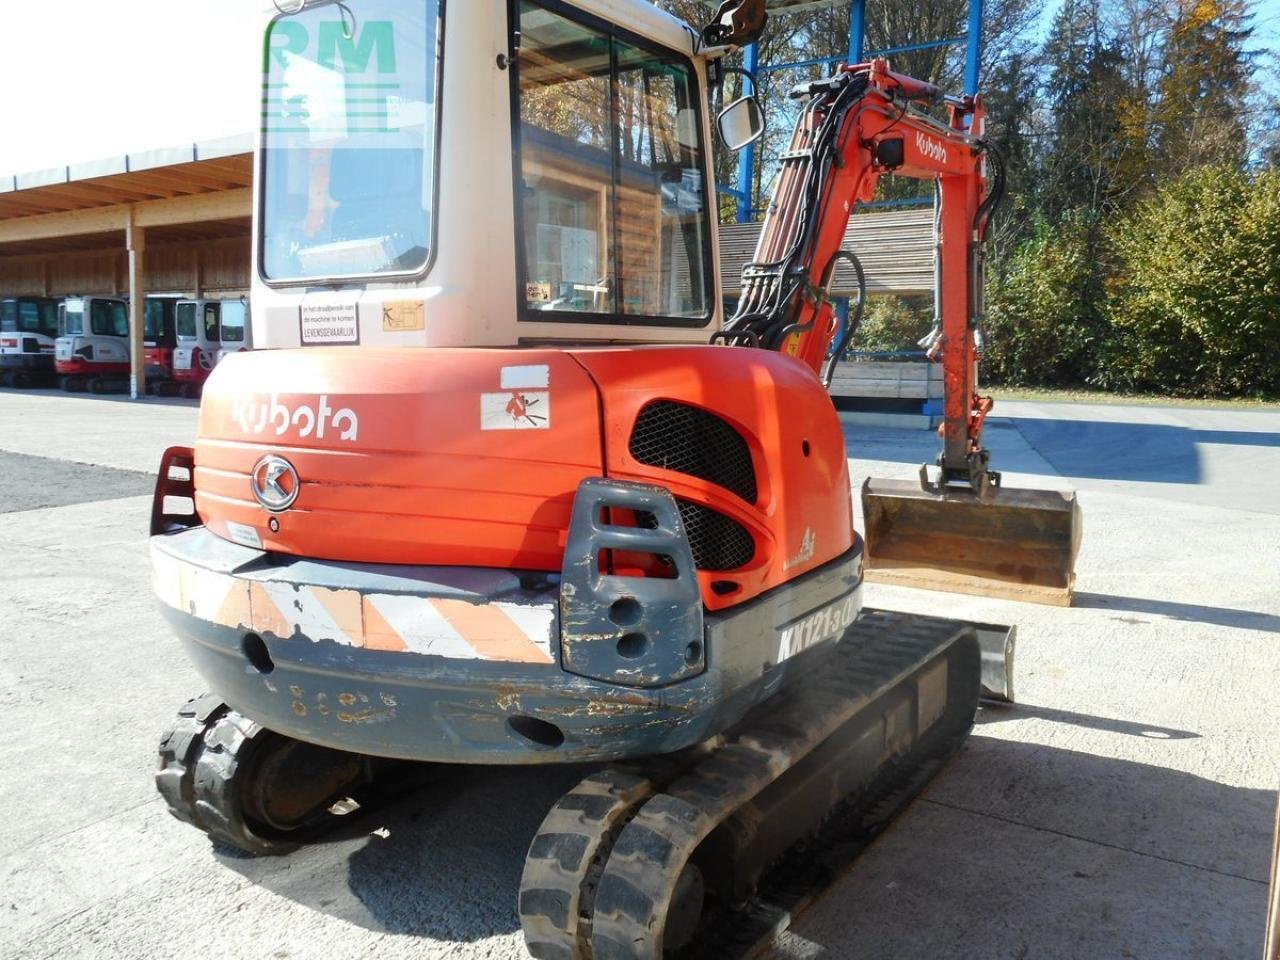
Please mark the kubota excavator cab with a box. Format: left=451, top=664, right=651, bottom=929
left=151, top=4, right=1018, bottom=956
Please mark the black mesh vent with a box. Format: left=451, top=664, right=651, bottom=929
left=637, top=501, right=755, bottom=571
left=629, top=401, right=758, bottom=504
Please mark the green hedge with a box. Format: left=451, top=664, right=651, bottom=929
left=1103, top=165, right=1280, bottom=397
left=982, top=165, right=1280, bottom=399
left=983, top=212, right=1109, bottom=387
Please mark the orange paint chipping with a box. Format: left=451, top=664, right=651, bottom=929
left=313, top=588, right=366, bottom=644
left=249, top=582, right=295, bottom=640
left=215, top=583, right=253, bottom=631
left=361, top=596, right=409, bottom=652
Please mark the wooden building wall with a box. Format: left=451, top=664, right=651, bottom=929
left=0, top=236, right=250, bottom=298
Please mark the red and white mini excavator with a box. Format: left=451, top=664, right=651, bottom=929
left=151, top=2, right=1077, bottom=956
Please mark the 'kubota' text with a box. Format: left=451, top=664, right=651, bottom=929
left=915, top=131, right=947, bottom=164
left=231, top=394, right=360, bottom=442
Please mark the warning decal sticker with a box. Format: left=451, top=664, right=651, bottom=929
left=481, top=391, right=551, bottom=430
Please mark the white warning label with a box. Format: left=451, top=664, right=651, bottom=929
left=481, top=391, right=551, bottom=430
left=300, top=301, right=359, bottom=345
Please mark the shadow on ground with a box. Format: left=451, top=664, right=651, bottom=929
left=1075, top=591, right=1280, bottom=635
left=1008, top=418, right=1280, bottom=485
left=215, top=735, right=1273, bottom=955
left=0, top=449, right=151, bottom=514
left=773, top=735, right=1274, bottom=960
left=218, top=763, right=587, bottom=942
left=844, top=414, right=1280, bottom=488
left=0, top=385, right=199, bottom=408
left=979, top=701, right=1201, bottom=740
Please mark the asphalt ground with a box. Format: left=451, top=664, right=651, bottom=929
left=0, top=388, right=1277, bottom=960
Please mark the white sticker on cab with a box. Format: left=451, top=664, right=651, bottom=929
left=225, top=521, right=263, bottom=549
left=481, top=391, right=551, bottom=430
left=300, top=300, right=359, bottom=345
left=500, top=364, right=551, bottom=390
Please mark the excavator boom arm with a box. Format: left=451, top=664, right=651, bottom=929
left=725, top=59, right=996, bottom=487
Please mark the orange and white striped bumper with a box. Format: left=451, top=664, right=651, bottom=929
left=150, top=534, right=556, bottom=665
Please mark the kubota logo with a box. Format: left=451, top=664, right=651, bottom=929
left=231, top=394, right=359, bottom=442
left=915, top=132, right=947, bottom=164
left=251, top=455, right=300, bottom=512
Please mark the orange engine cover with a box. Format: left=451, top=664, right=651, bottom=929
left=193, top=345, right=853, bottom=610
left=195, top=348, right=605, bottom=572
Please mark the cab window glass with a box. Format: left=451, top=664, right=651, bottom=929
left=37, top=300, right=57, bottom=336
left=261, top=0, right=442, bottom=280
left=203, top=304, right=221, bottom=341
left=220, top=302, right=248, bottom=342
left=18, top=302, right=40, bottom=333
left=144, top=300, right=173, bottom=341
left=91, top=301, right=129, bottom=337
left=515, top=2, right=711, bottom=322
left=176, top=303, right=198, bottom=339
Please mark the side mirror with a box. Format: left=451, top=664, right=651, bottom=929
left=717, top=95, right=765, bottom=151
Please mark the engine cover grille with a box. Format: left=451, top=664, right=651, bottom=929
left=638, top=501, right=755, bottom=572
left=676, top=500, right=756, bottom=570
left=629, top=401, right=758, bottom=504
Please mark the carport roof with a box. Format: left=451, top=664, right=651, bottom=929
left=0, top=134, right=254, bottom=223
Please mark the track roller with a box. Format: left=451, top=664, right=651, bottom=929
left=88, top=377, right=127, bottom=394
left=520, top=612, right=983, bottom=959
left=156, top=693, right=407, bottom=855
left=60, top=375, right=88, bottom=392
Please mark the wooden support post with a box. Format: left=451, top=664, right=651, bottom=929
left=193, top=247, right=203, bottom=299
left=126, top=211, right=146, bottom=400
left=1267, top=785, right=1279, bottom=960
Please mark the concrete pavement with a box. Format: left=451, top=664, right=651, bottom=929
left=0, top=389, right=1276, bottom=960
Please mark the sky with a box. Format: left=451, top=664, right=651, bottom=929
left=0, top=0, right=262, bottom=176
left=1, top=0, right=1278, bottom=179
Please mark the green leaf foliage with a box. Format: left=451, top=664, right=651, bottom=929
left=1103, top=164, right=1280, bottom=396
left=983, top=212, right=1110, bottom=386
left=852, top=295, right=933, bottom=354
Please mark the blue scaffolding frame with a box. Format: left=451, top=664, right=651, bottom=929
left=723, top=0, right=985, bottom=223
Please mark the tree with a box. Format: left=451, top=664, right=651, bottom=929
left=1035, top=0, right=1145, bottom=218
left=1103, top=163, right=1280, bottom=396
left=1151, top=0, right=1257, bottom=172
left=983, top=212, right=1110, bottom=386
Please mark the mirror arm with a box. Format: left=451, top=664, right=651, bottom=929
left=721, top=65, right=759, bottom=95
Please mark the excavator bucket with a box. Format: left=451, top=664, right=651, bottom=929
left=861, top=478, right=1083, bottom=606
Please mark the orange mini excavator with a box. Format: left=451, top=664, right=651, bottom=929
left=150, top=2, right=1070, bottom=956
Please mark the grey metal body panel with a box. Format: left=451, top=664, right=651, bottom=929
left=0, top=353, right=53, bottom=372
left=153, top=516, right=866, bottom=764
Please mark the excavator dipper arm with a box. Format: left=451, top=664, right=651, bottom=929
left=723, top=59, right=996, bottom=491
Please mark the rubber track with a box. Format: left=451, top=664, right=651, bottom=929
left=519, top=749, right=722, bottom=960
left=156, top=693, right=301, bottom=855
left=521, top=611, right=978, bottom=960
left=680, top=695, right=972, bottom=959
